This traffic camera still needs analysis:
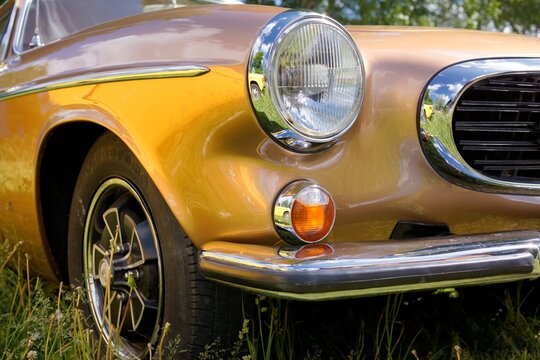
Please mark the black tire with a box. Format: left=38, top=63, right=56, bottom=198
left=67, top=133, right=242, bottom=358
left=250, top=82, right=261, bottom=100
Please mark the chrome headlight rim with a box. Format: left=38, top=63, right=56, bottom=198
left=248, top=10, right=365, bottom=153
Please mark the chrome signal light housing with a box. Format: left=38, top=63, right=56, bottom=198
left=248, top=10, right=365, bottom=152
left=273, top=180, right=336, bottom=245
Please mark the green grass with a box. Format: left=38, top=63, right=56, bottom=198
left=2, top=239, right=540, bottom=359
left=0, top=241, right=94, bottom=359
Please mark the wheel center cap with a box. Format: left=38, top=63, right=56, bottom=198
left=98, top=259, right=113, bottom=286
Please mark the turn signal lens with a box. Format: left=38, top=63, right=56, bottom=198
left=273, top=180, right=336, bottom=245
left=292, top=188, right=335, bottom=242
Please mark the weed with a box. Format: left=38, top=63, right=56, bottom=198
left=0, top=240, right=181, bottom=359
left=2, top=239, right=540, bottom=359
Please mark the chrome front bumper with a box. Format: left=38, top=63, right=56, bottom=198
left=199, top=230, right=540, bottom=300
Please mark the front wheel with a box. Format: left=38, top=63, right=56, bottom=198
left=250, top=82, right=262, bottom=100
left=68, top=133, right=241, bottom=358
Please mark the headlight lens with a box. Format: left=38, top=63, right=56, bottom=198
left=249, top=11, right=364, bottom=152
left=271, top=19, right=363, bottom=139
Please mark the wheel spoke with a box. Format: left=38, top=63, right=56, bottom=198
left=119, top=220, right=158, bottom=269
left=103, top=208, right=122, bottom=248
left=92, top=243, right=109, bottom=280
left=134, top=221, right=158, bottom=263
left=108, top=290, right=126, bottom=329
left=129, top=287, right=158, bottom=333
left=130, top=288, right=145, bottom=331
left=113, top=215, right=137, bottom=265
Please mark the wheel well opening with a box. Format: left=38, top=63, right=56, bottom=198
left=38, top=123, right=105, bottom=282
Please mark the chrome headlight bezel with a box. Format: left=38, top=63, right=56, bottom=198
left=248, top=10, right=365, bottom=152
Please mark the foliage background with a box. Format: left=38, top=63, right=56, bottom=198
left=245, top=0, right=539, bottom=35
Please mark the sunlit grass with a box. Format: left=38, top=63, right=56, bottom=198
left=0, top=240, right=95, bottom=359
left=0, top=240, right=181, bottom=360
left=2, top=239, right=540, bottom=359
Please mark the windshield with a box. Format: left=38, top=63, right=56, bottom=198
left=16, top=0, right=240, bottom=53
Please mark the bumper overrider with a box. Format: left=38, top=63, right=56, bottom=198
left=199, top=230, right=540, bottom=300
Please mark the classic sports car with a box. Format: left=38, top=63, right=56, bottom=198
left=2, top=0, right=540, bottom=357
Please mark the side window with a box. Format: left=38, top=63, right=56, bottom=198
left=17, top=0, right=37, bottom=53
left=13, top=0, right=213, bottom=54
left=15, top=0, right=146, bottom=53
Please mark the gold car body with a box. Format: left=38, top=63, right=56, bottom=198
left=2, top=1, right=540, bottom=297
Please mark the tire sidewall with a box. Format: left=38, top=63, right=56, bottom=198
left=67, top=134, right=189, bottom=355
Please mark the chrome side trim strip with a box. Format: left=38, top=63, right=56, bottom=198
left=199, top=230, right=540, bottom=300
left=0, top=65, right=210, bottom=101
left=419, top=58, right=540, bottom=195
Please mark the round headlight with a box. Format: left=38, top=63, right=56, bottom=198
left=249, top=11, right=364, bottom=152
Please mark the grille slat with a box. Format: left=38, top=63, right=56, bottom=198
left=455, top=127, right=535, bottom=133
left=475, top=159, right=540, bottom=165
left=459, top=140, right=537, bottom=146
left=455, top=121, right=535, bottom=127
left=461, top=100, right=540, bottom=107
left=473, top=85, right=540, bottom=93
left=456, top=106, right=540, bottom=112
left=482, top=165, right=540, bottom=171
left=461, top=146, right=540, bottom=152
left=453, top=74, right=540, bottom=181
left=488, top=79, right=540, bottom=88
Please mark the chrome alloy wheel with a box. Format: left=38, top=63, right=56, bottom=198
left=83, top=178, right=163, bottom=357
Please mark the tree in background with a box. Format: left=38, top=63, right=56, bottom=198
left=246, top=0, right=539, bottom=35
left=495, top=0, right=539, bottom=34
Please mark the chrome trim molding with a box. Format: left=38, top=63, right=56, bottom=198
left=273, top=180, right=335, bottom=245
left=248, top=10, right=364, bottom=153
left=0, top=65, right=210, bottom=101
left=419, top=58, right=540, bottom=195
left=200, top=230, right=540, bottom=300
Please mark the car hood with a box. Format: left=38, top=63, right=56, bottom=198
left=348, top=25, right=540, bottom=68
left=3, top=5, right=540, bottom=101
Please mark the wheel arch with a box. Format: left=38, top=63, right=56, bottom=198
left=37, top=122, right=106, bottom=281
left=36, top=106, right=196, bottom=282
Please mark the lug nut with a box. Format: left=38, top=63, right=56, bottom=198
left=115, top=243, right=130, bottom=255
left=124, top=270, right=140, bottom=281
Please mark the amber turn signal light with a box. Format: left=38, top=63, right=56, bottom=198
left=273, top=180, right=336, bottom=245
left=291, top=188, right=335, bottom=242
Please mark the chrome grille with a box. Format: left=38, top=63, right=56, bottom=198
left=453, top=74, right=540, bottom=182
